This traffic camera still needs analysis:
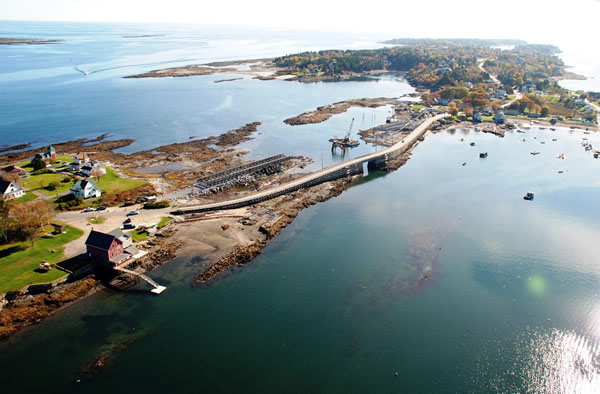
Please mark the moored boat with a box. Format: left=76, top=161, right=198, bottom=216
left=523, top=192, right=535, bottom=201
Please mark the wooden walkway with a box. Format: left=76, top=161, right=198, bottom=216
left=114, top=266, right=166, bottom=294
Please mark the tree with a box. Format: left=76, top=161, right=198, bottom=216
left=29, top=200, right=53, bottom=229
left=90, top=168, right=104, bottom=182
left=10, top=203, right=40, bottom=246
left=518, top=100, right=528, bottom=113
left=541, top=106, right=549, bottom=117
left=514, top=76, right=524, bottom=87
left=46, top=181, right=59, bottom=191
left=0, top=199, right=14, bottom=243
left=31, top=156, right=46, bottom=171
left=448, top=102, right=459, bottom=116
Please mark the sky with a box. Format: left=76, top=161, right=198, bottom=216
left=3, top=0, right=599, bottom=44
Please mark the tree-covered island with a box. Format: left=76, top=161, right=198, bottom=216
left=273, top=39, right=596, bottom=124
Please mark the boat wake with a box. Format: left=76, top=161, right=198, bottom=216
left=73, top=58, right=204, bottom=76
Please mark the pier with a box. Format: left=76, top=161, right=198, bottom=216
left=114, top=266, right=166, bottom=294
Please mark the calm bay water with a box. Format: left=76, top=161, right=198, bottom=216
left=1, top=22, right=600, bottom=392
left=2, top=127, right=600, bottom=392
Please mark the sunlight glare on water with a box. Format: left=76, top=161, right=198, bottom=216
left=521, top=329, right=600, bottom=392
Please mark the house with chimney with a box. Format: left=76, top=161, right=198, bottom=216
left=69, top=152, right=89, bottom=172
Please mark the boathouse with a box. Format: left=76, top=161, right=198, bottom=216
left=85, top=229, right=138, bottom=266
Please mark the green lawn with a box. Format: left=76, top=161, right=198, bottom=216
left=130, top=229, right=149, bottom=242
left=21, top=172, right=76, bottom=196
left=96, top=167, right=146, bottom=194
left=157, top=216, right=173, bottom=229
left=0, top=225, right=84, bottom=293
left=16, top=154, right=73, bottom=173
left=14, top=191, right=38, bottom=204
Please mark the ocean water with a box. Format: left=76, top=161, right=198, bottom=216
left=1, top=22, right=600, bottom=392
left=1, top=127, right=599, bottom=392
left=0, top=21, right=409, bottom=171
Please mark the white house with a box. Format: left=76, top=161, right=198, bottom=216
left=81, top=162, right=106, bottom=177
left=71, top=178, right=102, bottom=199
left=0, top=179, right=25, bottom=200
left=69, top=152, right=89, bottom=172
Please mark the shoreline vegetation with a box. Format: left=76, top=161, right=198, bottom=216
left=2, top=38, right=599, bottom=342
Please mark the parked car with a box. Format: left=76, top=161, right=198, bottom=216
left=123, top=218, right=132, bottom=224
left=96, top=206, right=106, bottom=211
left=126, top=210, right=139, bottom=216
left=123, top=223, right=136, bottom=230
left=83, top=207, right=95, bottom=212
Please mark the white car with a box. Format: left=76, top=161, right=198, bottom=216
left=126, top=210, right=139, bottom=216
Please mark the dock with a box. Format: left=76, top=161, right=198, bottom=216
left=114, top=266, right=166, bottom=294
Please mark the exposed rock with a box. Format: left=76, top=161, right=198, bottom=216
left=0, top=277, right=99, bottom=340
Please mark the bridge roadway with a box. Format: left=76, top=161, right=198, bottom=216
left=173, top=114, right=446, bottom=214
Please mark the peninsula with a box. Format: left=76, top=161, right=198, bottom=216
left=0, top=38, right=61, bottom=45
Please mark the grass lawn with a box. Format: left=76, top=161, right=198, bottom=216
left=21, top=172, right=76, bottom=196
left=130, top=229, right=149, bottom=242
left=88, top=217, right=107, bottom=224
left=410, top=104, right=425, bottom=111
left=16, top=154, right=73, bottom=173
left=157, top=216, right=173, bottom=229
left=14, top=191, right=38, bottom=204
left=0, top=224, right=84, bottom=293
left=96, top=167, right=146, bottom=194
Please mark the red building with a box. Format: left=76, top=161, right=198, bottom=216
left=85, top=229, right=136, bottom=266
left=1, top=165, right=27, bottom=179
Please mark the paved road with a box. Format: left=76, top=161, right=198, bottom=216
left=588, top=101, right=600, bottom=125
left=478, top=59, right=522, bottom=109
left=174, top=114, right=447, bottom=213
left=502, top=91, right=523, bottom=109
left=478, top=59, right=501, bottom=85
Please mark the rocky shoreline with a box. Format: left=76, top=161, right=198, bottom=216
left=283, top=98, right=396, bottom=125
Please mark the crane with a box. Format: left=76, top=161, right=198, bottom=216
left=344, top=118, right=355, bottom=141
left=331, top=118, right=359, bottom=153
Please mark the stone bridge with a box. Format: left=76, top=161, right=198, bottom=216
left=172, top=114, right=446, bottom=215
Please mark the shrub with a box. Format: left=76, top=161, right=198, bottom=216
left=46, top=181, right=59, bottom=191
left=31, top=168, right=54, bottom=175
left=144, top=200, right=170, bottom=209
left=61, top=177, right=72, bottom=183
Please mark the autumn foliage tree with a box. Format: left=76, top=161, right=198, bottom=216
left=8, top=200, right=53, bottom=246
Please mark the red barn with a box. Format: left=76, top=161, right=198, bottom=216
left=85, top=230, right=126, bottom=266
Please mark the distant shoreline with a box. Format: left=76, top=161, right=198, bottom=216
left=0, top=38, right=61, bottom=45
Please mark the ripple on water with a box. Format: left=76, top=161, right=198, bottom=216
left=473, top=327, right=600, bottom=392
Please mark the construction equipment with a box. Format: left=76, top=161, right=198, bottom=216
left=331, top=118, right=360, bottom=152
